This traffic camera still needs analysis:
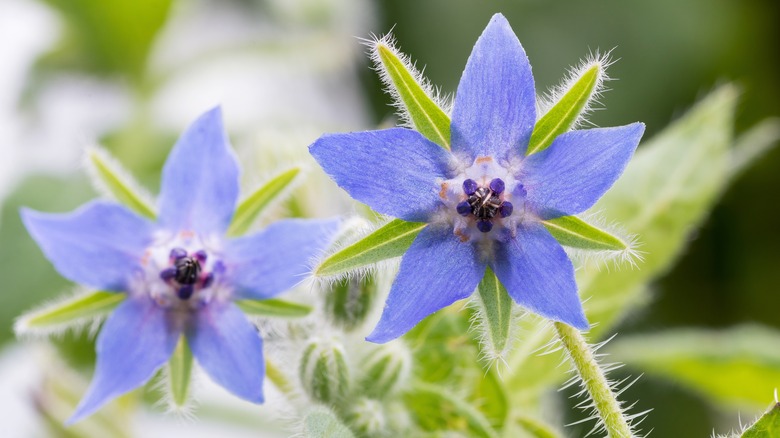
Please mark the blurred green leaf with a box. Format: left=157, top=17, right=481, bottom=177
left=582, top=84, right=739, bottom=334
left=86, top=147, right=156, bottom=219
left=38, top=0, right=173, bottom=81
left=15, top=290, right=123, bottom=335
left=528, top=64, right=601, bottom=155
left=374, top=41, right=451, bottom=149
left=471, top=367, right=509, bottom=431
left=729, top=117, right=780, bottom=178
left=315, top=219, right=425, bottom=278
left=227, top=167, right=302, bottom=237
left=475, top=267, right=514, bottom=361
left=167, top=336, right=193, bottom=409
left=742, top=400, right=780, bottom=438
left=405, top=382, right=498, bottom=438
left=302, top=406, right=355, bottom=438
left=236, top=298, right=312, bottom=318
left=608, top=325, right=780, bottom=408
left=543, top=215, right=630, bottom=251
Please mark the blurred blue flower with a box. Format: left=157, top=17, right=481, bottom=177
left=22, top=107, right=339, bottom=423
left=310, top=14, right=644, bottom=343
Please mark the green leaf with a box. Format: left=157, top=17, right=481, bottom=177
left=227, top=167, right=302, bottom=237
left=15, top=291, right=125, bottom=334
left=475, top=267, right=514, bottom=361
left=527, top=64, right=601, bottom=155
left=374, top=41, right=451, bottom=149
left=742, top=400, right=780, bottom=438
left=729, top=117, right=780, bottom=178
left=235, top=298, right=312, bottom=318
left=168, top=336, right=193, bottom=409
left=302, top=406, right=355, bottom=438
left=315, top=219, right=426, bottom=278
left=608, top=325, right=780, bottom=408
left=87, top=147, right=156, bottom=219
left=514, top=415, right=564, bottom=438
left=542, top=215, right=629, bottom=251
left=472, top=368, right=510, bottom=431
left=405, top=382, right=498, bottom=438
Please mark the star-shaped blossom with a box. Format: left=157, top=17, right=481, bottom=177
left=309, top=14, right=645, bottom=343
left=22, top=108, right=339, bottom=423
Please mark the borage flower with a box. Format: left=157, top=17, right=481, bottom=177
left=310, top=14, right=644, bottom=342
left=22, top=108, right=338, bottom=422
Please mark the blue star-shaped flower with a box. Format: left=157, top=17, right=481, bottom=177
left=310, top=14, right=644, bottom=343
left=22, top=108, right=338, bottom=423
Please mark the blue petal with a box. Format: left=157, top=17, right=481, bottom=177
left=21, top=201, right=153, bottom=291
left=451, top=13, right=536, bottom=162
left=490, top=222, right=588, bottom=329
left=68, top=296, right=179, bottom=424
left=310, top=128, right=452, bottom=222
left=520, top=123, right=645, bottom=218
left=158, top=107, right=240, bottom=235
left=187, top=302, right=264, bottom=403
left=226, top=218, right=339, bottom=299
left=367, top=225, right=486, bottom=343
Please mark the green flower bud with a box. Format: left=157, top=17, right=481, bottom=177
left=299, top=338, right=350, bottom=404
left=358, top=342, right=411, bottom=399
left=325, top=276, right=377, bottom=331
left=346, top=397, right=386, bottom=437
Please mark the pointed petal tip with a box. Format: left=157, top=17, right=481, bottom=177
left=365, top=331, right=393, bottom=345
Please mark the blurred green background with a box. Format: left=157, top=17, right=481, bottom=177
left=0, top=0, right=778, bottom=436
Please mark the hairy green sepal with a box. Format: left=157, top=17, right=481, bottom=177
left=315, top=219, right=425, bottom=277
left=227, top=166, right=301, bottom=237
left=16, top=291, right=125, bottom=334
left=303, top=406, right=355, bottom=438
left=527, top=65, right=600, bottom=155
left=543, top=215, right=628, bottom=251
left=236, top=298, right=311, bottom=318
left=741, top=400, right=780, bottom=438
left=475, top=267, right=514, bottom=360
left=168, top=336, right=193, bottom=408
left=374, top=43, right=451, bottom=149
left=87, top=148, right=156, bottom=219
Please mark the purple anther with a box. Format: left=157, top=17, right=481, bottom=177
left=456, top=201, right=472, bottom=216
left=499, top=201, right=514, bottom=218
left=194, top=250, right=208, bottom=263
left=476, top=220, right=493, bottom=233
left=463, top=179, right=478, bottom=196
left=489, top=178, right=505, bottom=195
left=160, top=267, right=177, bottom=281
left=170, top=247, right=187, bottom=261
left=177, top=284, right=194, bottom=300
left=202, top=273, right=214, bottom=289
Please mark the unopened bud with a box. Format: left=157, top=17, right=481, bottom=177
left=325, top=276, right=377, bottom=331
left=346, top=397, right=386, bottom=437
left=299, top=338, right=350, bottom=404
left=358, top=342, right=411, bottom=399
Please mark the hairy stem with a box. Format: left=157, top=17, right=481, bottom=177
left=554, top=322, right=633, bottom=438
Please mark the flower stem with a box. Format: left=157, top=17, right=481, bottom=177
left=553, top=321, right=634, bottom=438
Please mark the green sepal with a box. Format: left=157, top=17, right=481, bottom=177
left=527, top=64, right=600, bottom=155
left=741, top=398, right=780, bottom=438
left=300, top=339, right=351, bottom=404
left=315, top=219, right=426, bottom=278
left=235, top=298, right=312, bottom=318
left=542, top=215, right=629, bottom=251
left=374, top=41, right=451, bottom=149
left=167, top=336, right=193, bottom=409
left=86, top=147, right=156, bottom=219
left=227, top=166, right=302, bottom=237
left=475, top=267, right=514, bottom=361
left=303, top=406, right=356, bottom=438
left=325, top=276, right=377, bottom=331
left=15, top=290, right=125, bottom=334
left=357, top=343, right=411, bottom=399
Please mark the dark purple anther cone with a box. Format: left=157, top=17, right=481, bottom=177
left=170, top=247, right=187, bottom=260
left=476, top=220, right=493, bottom=233
left=499, top=201, right=514, bottom=218
left=456, top=201, right=472, bottom=216
left=489, top=178, right=505, bottom=195
left=463, top=179, right=478, bottom=195
left=177, top=285, right=194, bottom=300
left=194, top=250, right=208, bottom=263
left=160, top=267, right=177, bottom=281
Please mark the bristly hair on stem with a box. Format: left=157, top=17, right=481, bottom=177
left=554, top=322, right=650, bottom=438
